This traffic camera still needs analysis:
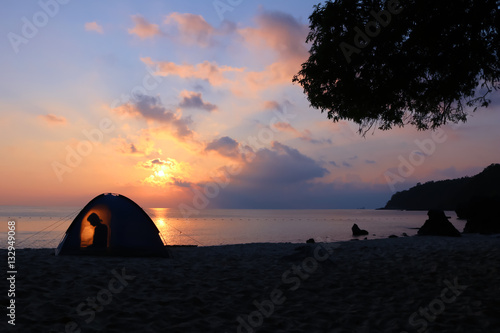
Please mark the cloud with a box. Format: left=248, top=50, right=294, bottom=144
left=342, top=161, right=353, bottom=168
left=113, top=95, right=193, bottom=140
left=236, top=10, right=309, bottom=91
left=211, top=181, right=389, bottom=209
left=239, top=10, right=309, bottom=61
left=365, top=160, right=376, bottom=164
left=127, top=12, right=235, bottom=46
left=193, top=141, right=389, bottom=209
left=142, top=158, right=170, bottom=168
left=263, top=100, right=292, bottom=113
left=244, top=61, right=301, bottom=91
left=179, top=91, right=217, bottom=112
left=142, top=54, right=302, bottom=94
left=140, top=11, right=309, bottom=94
left=112, top=134, right=162, bottom=157
left=118, top=142, right=141, bottom=154
left=273, top=121, right=301, bottom=135
left=128, top=15, right=162, bottom=39
left=140, top=157, right=191, bottom=187
left=273, top=122, right=331, bottom=145
left=164, top=13, right=218, bottom=47
left=263, top=100, right=282, bottom=112
left=329, top=161, right=339, bottom=167
left=38, top=113, right=66, bottom=125
left=235, top=141, right=329, bottom=185
left=141, top=57, right=244, bottom=87
left=205, top=136, right=240, bottom=158
left=130, top=143, right=138, bottom=153
left=84, top=21, right=103, bottom=34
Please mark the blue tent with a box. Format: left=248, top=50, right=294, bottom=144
left=56, top=193, right=169, bottom=257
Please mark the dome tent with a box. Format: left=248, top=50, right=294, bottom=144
left=56, top=193, right=169, bottom=257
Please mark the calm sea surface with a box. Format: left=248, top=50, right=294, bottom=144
left=0, top=206, right=466, bottom=249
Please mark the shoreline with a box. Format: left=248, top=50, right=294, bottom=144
left=5, top=235, right=500, bottom=332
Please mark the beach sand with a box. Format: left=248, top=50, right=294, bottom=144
left=4, top=235, right=500, bottom=333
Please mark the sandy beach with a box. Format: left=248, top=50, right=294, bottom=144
left=4, top=234, right=500, bottom=333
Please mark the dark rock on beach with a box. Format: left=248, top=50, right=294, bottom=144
left=352, top=224, right=369, bottom=236
left=418, top=210, right=461, bottom=237
left=463, top=196, right=500, bottom=234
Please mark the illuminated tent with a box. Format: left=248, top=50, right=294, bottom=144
left=56, top=193, right=169, bottom=257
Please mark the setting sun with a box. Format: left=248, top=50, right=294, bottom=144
left=142, top=157, right=190, bottom=187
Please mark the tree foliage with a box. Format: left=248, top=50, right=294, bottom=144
left=293, top=0, right=500, bottom=134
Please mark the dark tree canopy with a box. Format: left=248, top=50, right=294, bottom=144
left=293, top=0, right=500, bottom=134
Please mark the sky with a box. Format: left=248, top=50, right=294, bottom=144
left=1, top=0, right=499, bottom=210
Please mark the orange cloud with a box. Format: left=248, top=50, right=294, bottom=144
left=239, top=11, right=309, bottom=61
left=263, top=100, right=293, bottom=113
left=273, top=121, right=301, bottom=135
left=84, top=21, right=103, bottom=34
left=142, top=57, right=297, bottom=93
left=141, top=57, right=244, bottom=87
left=273, top=122, right=332, bottom=145
left=140, top=11, right=309, bottom=94
left=128, top=15, right=162, bottom=39
left=38, top=113, right=67, bottom=125
left=245, top=61, right=301, bottom=90
left=164, top=12, right=216, bottom=47
left=238, top=11, right=309, bottom=90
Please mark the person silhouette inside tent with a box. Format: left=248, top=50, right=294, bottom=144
left=87, top=213, right=108, bottom=249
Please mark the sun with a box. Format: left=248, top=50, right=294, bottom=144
left=142, top=157, right=189, bottom=187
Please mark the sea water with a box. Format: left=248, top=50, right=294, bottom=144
left=0, top=206, right=466, bottom=249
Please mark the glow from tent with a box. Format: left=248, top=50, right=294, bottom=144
left=80, top=205, right=111, bottom=248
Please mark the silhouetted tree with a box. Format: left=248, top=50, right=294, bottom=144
left=383, top=164, right=500, bottom=210
left=293, top=0, right=500, bottom=134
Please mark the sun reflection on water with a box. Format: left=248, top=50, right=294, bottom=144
left=149, top=207, right=195, bottom=245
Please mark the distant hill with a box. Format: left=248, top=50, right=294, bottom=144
left=383, top=164, right=500, bottom=211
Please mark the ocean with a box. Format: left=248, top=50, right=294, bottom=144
left=0, top=206, right=466, bottom=249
